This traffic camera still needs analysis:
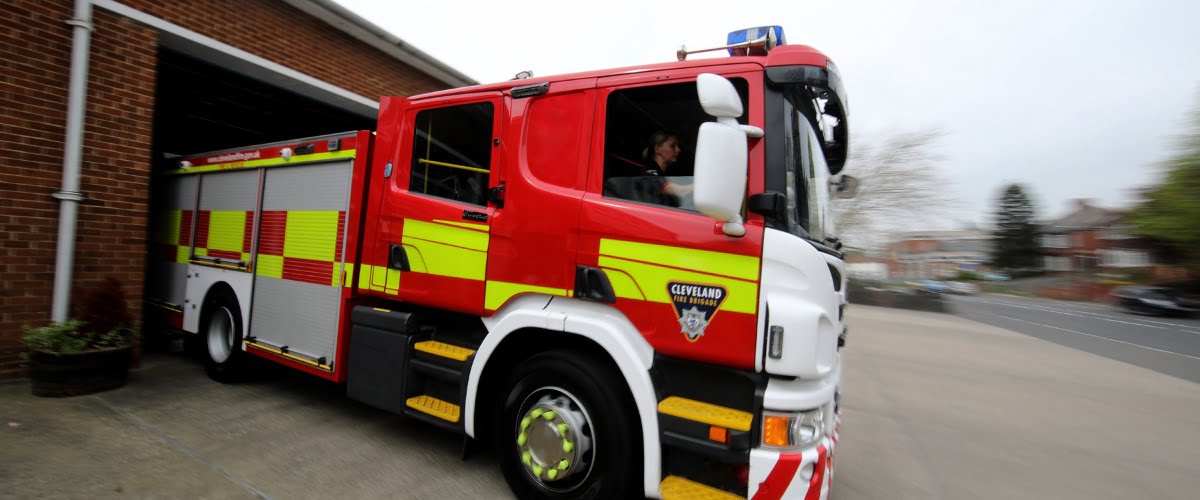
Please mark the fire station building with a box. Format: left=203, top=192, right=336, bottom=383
left=0, top=0, right=474, bottom=378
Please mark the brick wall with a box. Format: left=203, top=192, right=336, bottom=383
left=123, top=0, right=449, bottom=99
left=0, top=0, right=457, bottom=379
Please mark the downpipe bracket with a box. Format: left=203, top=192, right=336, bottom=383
left=52, top=190, right=86, bottom=202
left=65, top=18, right=94, bottom=31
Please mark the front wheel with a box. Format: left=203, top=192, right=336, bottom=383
left=201, top=288, right=245, bottom=383
left=496, top=350, right=641, bottom=499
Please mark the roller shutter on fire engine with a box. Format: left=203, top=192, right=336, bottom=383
left=250, top=161, right=353, bottom=368
left=148, top=175, right=198, bottom=308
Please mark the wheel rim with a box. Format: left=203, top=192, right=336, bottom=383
left=514, top=386, right=596, bottom=492
left=207, top=306, right=235, bottom=363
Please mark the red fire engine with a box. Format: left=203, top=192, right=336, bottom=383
left=146, top=26, right=853, bottom=499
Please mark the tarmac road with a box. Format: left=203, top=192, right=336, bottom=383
left=3, top=305, right=1199, bottom=499
left=947, top=293, right=1200, bottom=383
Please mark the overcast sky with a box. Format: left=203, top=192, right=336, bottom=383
left=335, top=0, right=1200, bottom=226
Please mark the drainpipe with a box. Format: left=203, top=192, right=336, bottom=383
left=51, top=0, right=94, bottom=322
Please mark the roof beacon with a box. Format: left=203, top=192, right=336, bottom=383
left=676, top=26, right=786, bottom=61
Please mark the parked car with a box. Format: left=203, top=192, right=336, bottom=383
left=1111, top=286, right=1197, bottom=317
left=919, top=280, right=949, bottom=294
left=947, top=281, right=980, bottom=295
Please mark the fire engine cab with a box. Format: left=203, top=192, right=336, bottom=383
left=146, top=26, right=853, bottom=499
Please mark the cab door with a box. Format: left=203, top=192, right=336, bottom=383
left=365, top=93, right=504, bottom=316
left=578, top=67, right=766, bottom=371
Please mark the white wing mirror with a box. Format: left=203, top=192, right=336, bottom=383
left=694, top=74, right=762, bottom=237
left=697, top=73, right=743, bottom=119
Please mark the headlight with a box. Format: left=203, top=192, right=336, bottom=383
left=761, top=408, right=825, bottom=450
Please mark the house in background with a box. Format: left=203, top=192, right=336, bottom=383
left=886, top=230, right=993, bottom=280
left=1040, top=199, right=1124, bottom=273
left=845, top=248, right=889, bottom=282
left=1039, top=199, right=1177, bottom=274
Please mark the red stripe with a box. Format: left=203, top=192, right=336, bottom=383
left=179, top=210, right=193, bottom=245
left=195, top=211, right=210, bottom=248
left=752, top=453, right=803, bottom=500
left=242, top=210, right=254, bottom=252
left=803, top=445, right=828, bottom=500
left=282, top=257, right=334, bottom=286
left=258, top=211, right=287, bottom=256
left=208, top=249, right=242, bottom=261
left=334, top=211, right=346, bottom=261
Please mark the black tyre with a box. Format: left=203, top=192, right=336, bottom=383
left=200, top=287, right=245, bottom=383
left=496, top=350, right=641, bottom=500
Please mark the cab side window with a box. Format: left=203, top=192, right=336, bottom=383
left=602, top=78, right=748, bottom=210
left=409, top=102, right=493, bottom=206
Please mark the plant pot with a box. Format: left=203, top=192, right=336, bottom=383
left=28, top=345, right=133, bottom=397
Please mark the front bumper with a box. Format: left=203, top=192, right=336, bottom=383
left=748, top=415, right=840, bottom=500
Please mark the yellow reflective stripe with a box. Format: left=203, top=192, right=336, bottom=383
left=369, top=264, right=386, bottom=290
left=284, top=211, right=339, bottom=261
left=598, top=256, right=758, bottom=314
left=402, top=237, right=486, bottom=281
left=403, top=244, right=428, bottom=273
left=599, top=239, right=760, bottom=282
left=433, top=219, right=490, bottom=232
left=404, top=219, right=489, bottom=252
left=208, top=210, right=246, bottom=252
left=603, top=269, right=645, bottom=300
left=363, top=265, right=400, bottom=295
left=241, top=252, right=251, bottom=262
left=485, top=281, right=570, bottom=311
left=256, top=254, right=283, bottom=279
left=158, top=210, right=181, bottom=245
left=176, top=245, right=191, bottom=264
left=167, top=149, right=357, bottom=175
left=358, top=264, right=372, bottom=290
left=194, top=247, right=208, bottom=257
left=385, top=267, right=400, bottom=294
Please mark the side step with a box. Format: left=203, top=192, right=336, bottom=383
left=414, top=340, right=475, bottom=361
left=660, top=475, right=744, bottom=500
left=658, top=396, right=753, bottom=431
left=405, top=395, right=461, bottom=423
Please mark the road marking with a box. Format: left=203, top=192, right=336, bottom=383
left=956, top=296, right=1168, bottom=330
left=992, top=314, right=1200, bottom=361
left=969, top=296, right=1200, bottom=333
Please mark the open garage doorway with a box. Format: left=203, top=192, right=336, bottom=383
left=150, top=47, right=376, bottom=161
left=143, top=46, right=377, bottom=335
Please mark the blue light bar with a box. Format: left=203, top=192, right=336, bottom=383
left=727, top=26, right=786, bottom=56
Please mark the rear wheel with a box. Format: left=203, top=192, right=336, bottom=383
left=496, top=350, right=641, bottom=499
left=201, top=288, right=245, bottom=383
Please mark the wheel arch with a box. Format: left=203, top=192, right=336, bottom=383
left=466, top=295, right=662, bottom=498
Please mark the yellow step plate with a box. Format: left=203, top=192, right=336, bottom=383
left=414, top=340, right=475, bottom=362
left=406, top=395, right=461, bottom=423
left=660, top=475, right=744, bottom=500
left=657, top=396, right=753, bottom=432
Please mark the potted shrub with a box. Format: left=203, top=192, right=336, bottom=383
left=22, top=277, right=136, bottom=397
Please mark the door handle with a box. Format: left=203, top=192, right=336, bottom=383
left=389, top=244, right=410, bottom=271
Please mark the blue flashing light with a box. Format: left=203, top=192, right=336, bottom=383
left=727, top=26, right=786, bottom=56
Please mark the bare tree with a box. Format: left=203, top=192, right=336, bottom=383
left=832, top=130, right=953, bottom=250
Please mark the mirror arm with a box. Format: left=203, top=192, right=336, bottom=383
left=722, top=215, right=746, bottom=237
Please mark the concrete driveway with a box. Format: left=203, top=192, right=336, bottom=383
left=0, top=354, right=511, bottom=499
left=3, top=305, right=1200, bottom=499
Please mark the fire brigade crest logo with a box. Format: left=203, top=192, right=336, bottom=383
left=668, top=282, right=727, bottom=342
